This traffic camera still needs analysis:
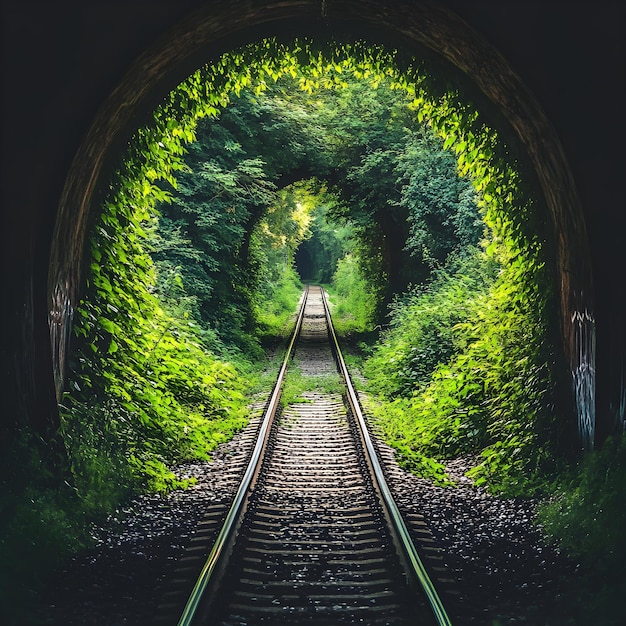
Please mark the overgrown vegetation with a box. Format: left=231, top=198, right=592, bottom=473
left=534, top=433, right=626, bottom=625
left=538, top=433, right=626, bottom=571
left=364, top=249, right=498, bottom=397
left=335, top=74, right=568, bottom=497
left=362, top=228, right=564, bottom=496
left=326, top=254, right=377, bottom=335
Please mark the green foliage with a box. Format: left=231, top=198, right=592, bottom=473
left=253, top=262, right=303, bottom=340
left=327, top=253, right=377, bottom=335
left=295, top=193, right=354, bottom=283
left=63, top=47, right=268, bottom=499
left=364, top=218, right=561, bottom=496
left=352, top=76, right=562, bottom=496
left=531, top=435, right=626, bottom=625
left=326, top=53, right=565, bottom=497
left=152, top=114, right=279, bottom=350
left=364, top=249, right=498, bottom=397
left=0, top=488, right=78, bottom=622
left=153, top=46, right=484, bottom=345
left=64, top=41, right=390, bottom=508
left=366, top=239, right=561, bottom=495
left=397, top=127, right=483, bottom=269
left=537, top=434, right=626, bottom=572
left=314, top=76, right=483, bottom=311
left=65, top=277, right=249, bottom=491
left=362, top=396, right=453, bottom=486
left=0, top=432, right=87, bottom=621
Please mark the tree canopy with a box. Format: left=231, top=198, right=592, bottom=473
left=152, top=70, right=484, bottom=341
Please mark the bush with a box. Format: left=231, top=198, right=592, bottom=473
left=0, top=433, right=87, bottom=623
left=363, top=248, right=497, bottom=398
left=254, top=262, right=303, bottom=341
left=537, top=434, right=626, bottom=572
left=363, top=241, right=562, bottom=496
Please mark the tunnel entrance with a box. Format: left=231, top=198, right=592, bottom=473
left=5, top=5, right=626, bottom=626
left=47, top=1, right=595, bottom=459
left=295, top=244, right=314, bottom=282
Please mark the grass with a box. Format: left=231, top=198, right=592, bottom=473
left=325, top=254, right=377, bottom=337
left=536, top=433, right=626, bottom=575
left=255, top=267, right=304, bottom=342
left=280, top=367, right=343, bottom=407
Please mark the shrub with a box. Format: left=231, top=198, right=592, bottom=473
left=363, top=241, right=562, bottom=496
left=363, top=248, right=497, bottom=398
left=537, top=434, right=626, bottom=572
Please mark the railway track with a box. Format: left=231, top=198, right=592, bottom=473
left=172, top=285, right=451, bottom=625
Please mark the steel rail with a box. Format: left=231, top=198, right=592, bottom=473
left=320, top=287, right=453, bottom=626
left=176, top=286, right=310, bottom=626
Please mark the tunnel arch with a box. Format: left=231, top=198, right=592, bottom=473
left=48, top=0, right=595, bottom=445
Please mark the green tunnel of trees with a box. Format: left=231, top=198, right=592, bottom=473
left=3, top=37, right=625, bottom=622
left=61, top=39, right=561, bottom=496
left=75, top=39, right=565, bottom=486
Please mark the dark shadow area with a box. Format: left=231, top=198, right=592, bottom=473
left=295, top=244, right=314, bottom=282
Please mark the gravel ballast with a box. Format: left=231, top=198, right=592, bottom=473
left=37, top=411, right=585, bottom=625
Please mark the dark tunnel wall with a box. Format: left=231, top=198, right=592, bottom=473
left=1, top=1, right=624, bottom=451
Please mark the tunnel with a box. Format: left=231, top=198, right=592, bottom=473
left=295, top=244, right=315, bottom=283
left=1, top=1, right=624, bottom=462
